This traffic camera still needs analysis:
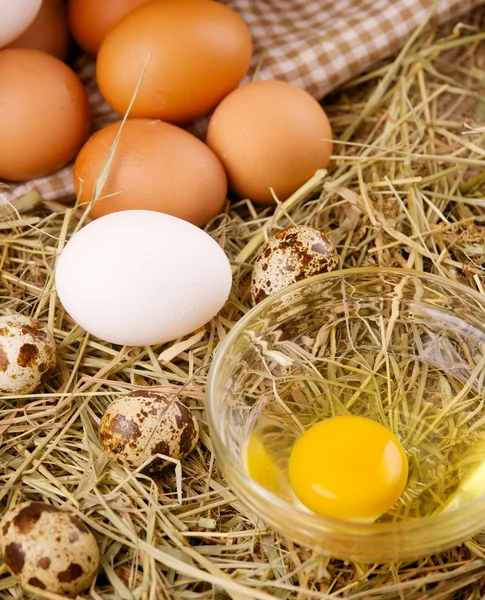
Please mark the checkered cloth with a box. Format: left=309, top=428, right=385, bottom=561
left=2, top=0, right=484, bottom=206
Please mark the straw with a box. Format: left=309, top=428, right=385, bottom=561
left=1, top=6, right=485, bottom=598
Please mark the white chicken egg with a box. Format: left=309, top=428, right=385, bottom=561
left=0, top=0, right=42, bottom=47
left=55, top=210, right=232, bottom=346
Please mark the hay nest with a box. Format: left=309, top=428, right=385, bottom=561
left=1, top=7, right=485, bottom=600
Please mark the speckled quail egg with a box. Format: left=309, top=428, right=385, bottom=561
left=250, top=226, right=339, bottom=305
left=0, top=314, right=56, bottom=394
left=0, top=501, right=99, bottom=597
left=99, top=390, right=199, bottom=470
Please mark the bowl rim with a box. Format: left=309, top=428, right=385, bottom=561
left=206, top=266, right=485, bottom=541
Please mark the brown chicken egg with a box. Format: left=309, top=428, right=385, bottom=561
left=67, top=0, right=154, bottom=56
left=99, top=390, right=199, bottom=471
left=73, top=118, right=227, bottom=226
left=0, top=314, right=57, bottom=395
left=250, top=226, right=339, bottom=305
left=206, top=80, right=333, bottom=205
left=0, top=48, right=90, bottom=181
left=7, top=0, right=70, bottom=60
left=0, top=501, right=99, bottom=597
left=96, top=0, right=252, bottom=123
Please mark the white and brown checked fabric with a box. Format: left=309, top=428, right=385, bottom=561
left=2, top=0, right=484, bottom=206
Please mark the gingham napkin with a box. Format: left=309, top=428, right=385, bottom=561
left=2, top=0, right=484, bottom=206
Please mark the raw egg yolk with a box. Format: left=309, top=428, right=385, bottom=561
left=245, top=432, right=280, bottom=494
left=288, top=416, right=408, bottom=522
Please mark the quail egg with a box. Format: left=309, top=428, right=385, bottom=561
left=99, top=390, right=199, bottom=470
left=250, top=226, right=338, bottom=305
left=0, top=501, right=99, bottom=597
left=0, top=314, right=56, bottom=394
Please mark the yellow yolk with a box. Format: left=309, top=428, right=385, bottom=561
left=245, top=432, right=280, bottom=494
left=288, top=416, right=408, bottom=522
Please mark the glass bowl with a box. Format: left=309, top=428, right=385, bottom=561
left=206, top=267, right=485, bottom=563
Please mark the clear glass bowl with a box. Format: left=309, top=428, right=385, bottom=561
left=206, top=267, right=485, bottom=562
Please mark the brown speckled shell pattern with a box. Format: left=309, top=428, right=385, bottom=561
left=250, top=226, right=339, bottom=305
left=0, top=314, right=57, bottom=395
left=99, top=390, right=200, bottom=471
left=0, top=501, right=99, bottom=598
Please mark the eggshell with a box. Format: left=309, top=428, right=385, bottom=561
left=250, top=226, right=338, bottom=305
left=74, top=118, right=227, bottom=227
left=96, top=0, right=252, bottom=123
left=7, top=0, right=70, bottom=60
left=0, top=0, right=41, bottom=48
left=206, top=80, right=333, bottom=204
left=0, top=501, right=99, bottom=597
left=55, top=210, right=232, bottom=346
left=0, top=314, right=57, bottom=394
left=0, top=49, right=90, bottom=181
left=67, top=0, right=154, bottom=56
left=99, top=390, right=199, bottom=470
